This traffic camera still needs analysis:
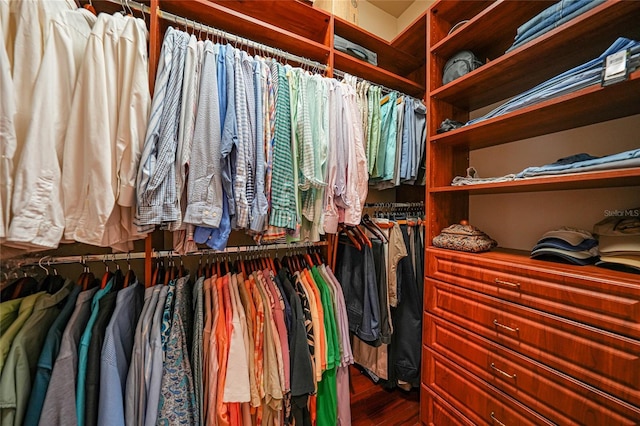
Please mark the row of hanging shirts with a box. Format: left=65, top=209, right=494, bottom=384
left=0, top=246, right=356, bottom=426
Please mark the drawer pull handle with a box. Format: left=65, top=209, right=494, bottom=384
left=493, top=319, right=519, bottom=333
left=490, top=363, right=517, bottom=380
left=494, top=278, right=520, bottom=288
left=490, top=412, right=507, bottom=426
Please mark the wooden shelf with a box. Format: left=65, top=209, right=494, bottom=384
left=431, top=0, right=640, bottom=110
left=159, top=0, right=331, bottom=65
left=391, top=11, right=427, bottom=59
left=431, top=1, right=554, bottom=60
left=207, top=0, right=331, bottom=45
left=425, top=246, right=640, bottom=283
left=430, top=70, right=640, bottom=149
left=333, top=51, right=425, bottom=97
left=334, top=16, right=424, bottom=79
left=429, top=168, right=640, bottom=194
left=428, top=0, right=492, bottom=30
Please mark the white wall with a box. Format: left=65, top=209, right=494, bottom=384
left=397, top=0, right=433, bottom=34
left=358, top=0, right=397, bottom=41
left=468, top=114, right=640, bottom=251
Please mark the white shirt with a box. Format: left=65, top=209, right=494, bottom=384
left=7, top=9, right=96, bottom=249
left=0, top=22, right=14, bottom=239
left=11, top=0, right=76, bottom=170
left=63, top=14, right=149, bottom=248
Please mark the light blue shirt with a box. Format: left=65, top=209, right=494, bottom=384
left=76, top=278, right=114, bottom=426
left=97, top=282, right=143, bottom=426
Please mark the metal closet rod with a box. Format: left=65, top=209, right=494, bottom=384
left=364, top=201, right=425, bottom=209
left=17, top=241, right=328, bottom=268
left=156, top=9, right=329, bottom=72
left=100, top=0, right=328, bottom=71
left=333, top=69, right=407, bottom=98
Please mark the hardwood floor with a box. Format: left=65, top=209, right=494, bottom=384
left=349, top=365, right=420, bottom=426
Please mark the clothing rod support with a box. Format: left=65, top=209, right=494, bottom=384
left=15, top=241, right=328, bottom=268
left=156, top=9, right=328, bottom=72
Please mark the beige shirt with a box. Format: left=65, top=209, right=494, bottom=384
left=7, top=9, right=96, bottom=249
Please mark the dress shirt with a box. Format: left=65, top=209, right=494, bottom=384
left=10, top=0, right=76, bottom=171
left=124, top=285, right=160, bottom=426
left=8, top=9, right=95, bottom=248
left=220, top=44, right=238, bottom=223
left=76, top=278, right=114, bottom=426
left=0, top=297, right=22, bottom=335
left=24, top=284, right=81, bottom=426
left=232, top=50, right=251, bottom=229
left=235, top=274, right=260, bottom=408
left=269, top=63, right=297, bottom=230
left=143, top=285, right=168, bottom=426
left=63, top=14, right=149, bottom=248
left=191, top=277, right=204, bottom=424
left=84, top=289, right=118, bottom=426
left=172, top=34, right=199, bottom=231
left=0, top=280, right=73, bottom=426
left=277, top=268, right=315, bottom=397
left=97, top=282, right=143, bottom=426
left=323, top=80, right=340, bottom=234
left=0, top=26, right=15, bottom=239
left=158, top=276, right=198, bottom=425
left=136, top=27, right=189, bottom=229
left=223, top=274, right=251, bottom=402
left=343, top=83, right=368, bottom=227
left=184, top=40, right=223, bottom=228
left=0, top=292, right=44, bottom=373
left=411, top=100, right=427, bottom=183
left=38, top=287, right=97, bottom=426
left=264, top=271, right=291, bottom=393
left=367, top=85, right=381, bottom=176
left=250, top=57, right=268, bottom=232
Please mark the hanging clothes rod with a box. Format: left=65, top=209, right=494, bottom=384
left=155, top=9, right=328, bottom=72
left=15, top=241, right=328, bottom=268
left=333, top=69, right=407, bottom=98
left=101, top=0, right=152, bottom=15
left=364, top=202, right=424, bottom=209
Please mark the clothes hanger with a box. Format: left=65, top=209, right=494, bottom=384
left=83, top=0, right=96, bottom=16
left=362, top=215, right=388, bottom=243
left=353, top=225, right=373, bottom=248
left=100, top=257, right=113, bottom=290
left=123, top=253, right=135, bottom=287
left=338, top=224, right=362, bottom=251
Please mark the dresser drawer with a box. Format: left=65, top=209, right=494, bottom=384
left=426, top=248, right=640, bottom=340
left=420, top=385, right=474, bottom=426
left=424, top=313, right=640, bottom=425
left=422, top=347, right=554, bottom=426
left=425, top=278, right=640, bottom=407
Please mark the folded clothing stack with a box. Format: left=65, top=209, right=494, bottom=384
left=531, top=226, right=599, bottom=265
left=593, top=210, right=640, bottom=274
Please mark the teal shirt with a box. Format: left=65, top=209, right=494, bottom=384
left=76, top=278, right=113, bottom=426
left=377, top=91, right=398, bottom=182
left=23, top=284, right=81, bottom=426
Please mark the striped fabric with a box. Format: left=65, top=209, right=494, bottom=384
left=269, top=64, right=297, bottom=230
left=234, top=49, right=250, bottom=229
left=136, top=28, right=188, bottom=229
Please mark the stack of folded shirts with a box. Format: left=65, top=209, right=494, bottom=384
left=531, top=226, right=599, bottom=265
left=593, top=210, right=640, bottom=274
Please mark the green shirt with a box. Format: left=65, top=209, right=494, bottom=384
left=0, top=280, right=73, bottom=426
left=312, top=267, right=339, bottom=426
left=269, top=63, right=297, bottom=230
left=0, top=298, right=23, bottom=336
left=0, top=292, right=45, bottom=374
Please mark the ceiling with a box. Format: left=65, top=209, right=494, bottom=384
left=366, top=0, right=415, bottom=18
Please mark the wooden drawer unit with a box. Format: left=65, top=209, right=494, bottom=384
left=420, top=385, right=474, bottom=426
left=424, top=313, right=640, bottom=425
left=425, top=278, right=640, bottom=407
left=422, top=347, right=554, bottom=426
left=426, top=248, right=640, bottom=340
